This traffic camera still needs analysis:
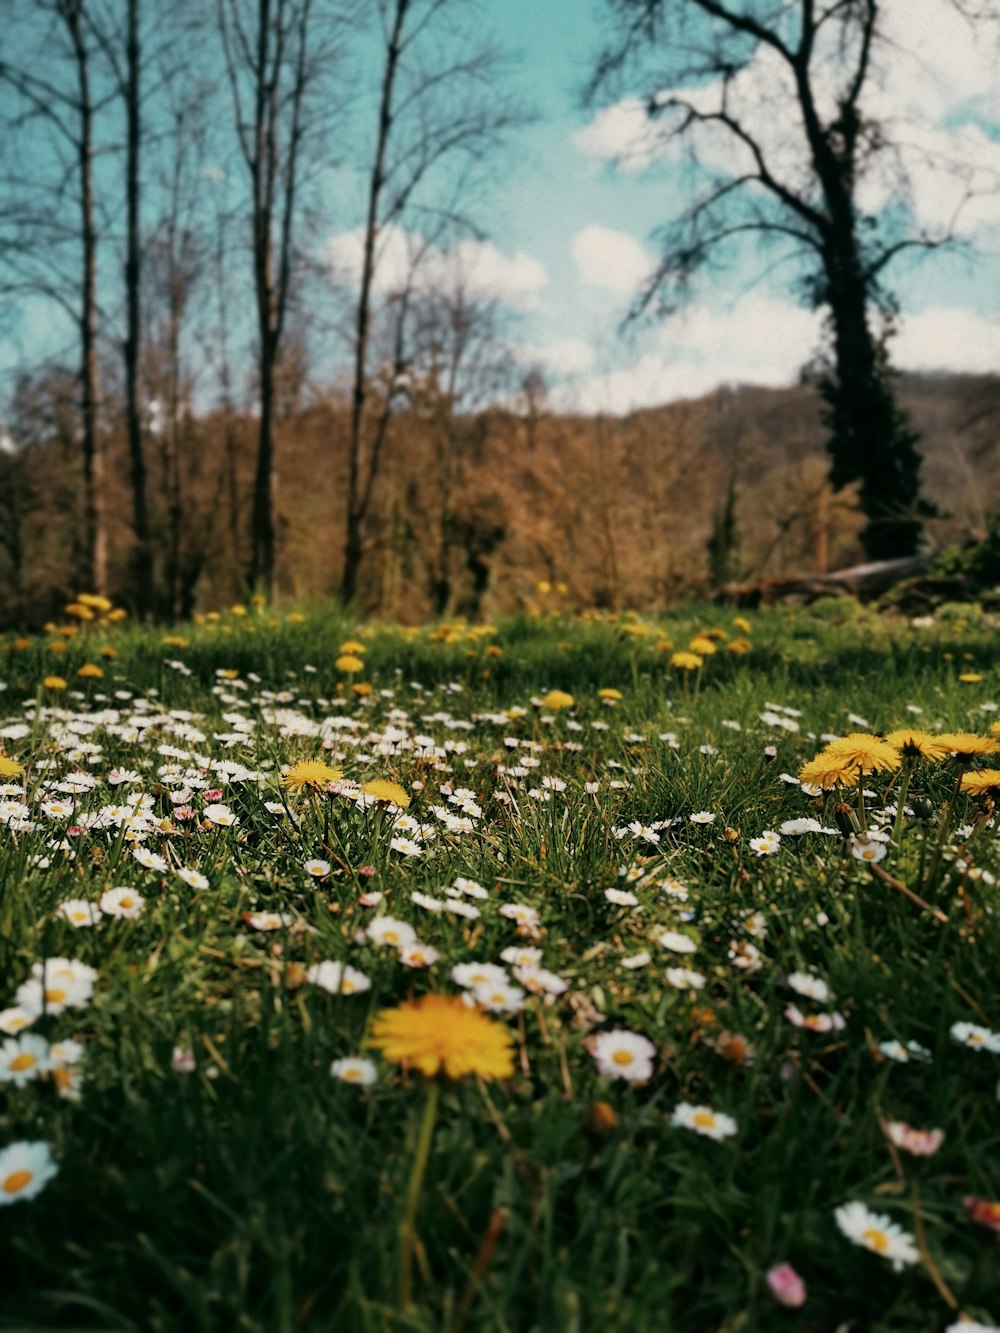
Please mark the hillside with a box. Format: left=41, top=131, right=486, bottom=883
left=1, top=371, right=998, bottom=625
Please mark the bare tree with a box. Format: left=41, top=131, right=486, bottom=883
left=338, top=0, right=526, bottom=604
left=588, top=0, right=1000, bottom=559
left=0, top=0, right=109, bottom=591
left=218, top=0, right=341, bottom=597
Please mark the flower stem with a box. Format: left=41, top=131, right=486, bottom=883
left=399, top=1077, right=440, bottom=1312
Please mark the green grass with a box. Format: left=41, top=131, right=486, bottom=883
left=1, top=600, right=999, bottom=1331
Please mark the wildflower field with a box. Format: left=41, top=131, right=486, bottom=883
left=1, top=598, right=999, bottom=1332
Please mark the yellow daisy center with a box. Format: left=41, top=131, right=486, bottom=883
left=9, top=1053, right=37, bottom=1073
left=45, top=987, right=68, bottom=1004
left=611, top=1049, right=635, bottom=1066
left=693, top=1111, right=717, bottom=1129
left=3, top=1169, right=32, bottom=1195
left=863, top=1227, right=890, bottom=1254
left=343, top=1068, right=362, bottom=1081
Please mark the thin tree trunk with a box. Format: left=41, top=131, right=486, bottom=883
left=124, top=0, right=153, bottom=617
left=340, top=0, right=410, bottom=603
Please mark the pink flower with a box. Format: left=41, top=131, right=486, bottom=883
left=171, top=1047, right=196, bottom=1074
left=882, top=1120, right=944, bottom=1156
left=202, top=788, right=224, bottom=803
left=357, top=865, right=376, bottom=877
left=766, top=1263, right=807, bottom=1308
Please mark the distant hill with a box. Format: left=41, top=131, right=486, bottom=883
left=1, top=370, right=997, bottom=625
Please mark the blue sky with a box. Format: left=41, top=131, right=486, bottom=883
left=413, top=0, right=1000, bottom=412
left=3, top=0, right=999, bottom=418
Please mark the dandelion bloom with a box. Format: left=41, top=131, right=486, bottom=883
left=670, top=651, right=703, bottom=671
left=368, top=994, right=514, bottom=1080
left=937, top=732, right=1000, bottom=761
left=885, top=728, right=951, bottom=762
left=335, top=654, right=364, bottom=673
left=823, top=733, right=901, bottom=775
left=541, top=690, right=574, bottom=710
left=960, top=769, right=1000, bottom=796
left=798, top=754, right=858, bottom=789
left=361, top=778, right=410, bottom=808
left=282, top=760, right=344, bottom=792
left=0, top=756, right=23, bottom=779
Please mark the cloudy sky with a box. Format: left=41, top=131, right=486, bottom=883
left=326, top=0, right=1000, bottom=414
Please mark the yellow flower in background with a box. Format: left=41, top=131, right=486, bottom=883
left=42, top=676, right=67, bottom=691
left=734, top=616, right=752, bottom=633
left=727, top=639, right=751, bottom=654
left=960, top=769, right=1000, bottom=795
left=282, top=760, right=344, bottom=792
left=107, top=608, right=128, bottom=622
left=336, top=654, right=365, bottom=673
left=339, top=640, right=366, bottom=655
left=699, top=628, right=728, bottom=641
left=535, top=580, right=552, bottom=596
left=598, top=688, right=623, bottom=702
left=77, top=663, right=103, bottom=679
left=362, top=779, right=410, bottom=808
left=65, top=602, right=94, bottom=621
left=541, top=690, right=575, bottom=710
left=670, top=651, right=703, bottom=671
left=369, top=994, right=514, bottom=1080
left=162, top=635, right=189, bottom=648
left=884, top=729, right=950, bottom=762
left=0, top=755, right=23, bottom=779
left=98, top=645, right=118, bottom=658
left=78, top=594, right=112, bottom=612
left=353, top=682, right=373, bottom=696
left=959, top=672, right=983, bottom=683
left=823, top=733, right=901, bottom=774
left=688, top=636, right=717, bottom=655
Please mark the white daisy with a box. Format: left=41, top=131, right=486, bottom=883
left=591, top=1029, right=656, bottom=1081
left=99, top=886, right=145, bottom=919
left=330, top=1057, right=377, bottom=1086
left=177, top=867, right=209, bottom=890
left=658, top=930, right=697, bottom=954
left=57, top=899, right=102, bottom=927
left=305, top=962, right=371, bottom=996
left=951, top=1022, right=1000, bottom=1053
left=833, top=1201, right=919, bottom=1270
left=665, top=967, right=706, bottom=989
left=670, top=1102, right=737, bottom=1140
left=366, top=917, right=417, bottom=949
left=787, top=972, right=832, bottom=1004
left=0, top=1035, right=51, bottom=1087
left=0, top=1140, right=58, bottom=1205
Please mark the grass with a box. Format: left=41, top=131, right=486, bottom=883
left=0, top=597, right=999, bottom=1331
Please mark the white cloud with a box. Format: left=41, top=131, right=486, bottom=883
left=517, top=338, right=596, bottom=376
left=894, top=307, right=1000, bottom=374
left=325, top=225, right=548, bottom=307
left=576, top=295, right=822, bottom=414
left=575, top=0, right=1000, bottom=241
left=573, top=224, right=654, bottom=294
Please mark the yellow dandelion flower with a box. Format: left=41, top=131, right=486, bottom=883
left=937, top=733, right=1000, bottom=761
left=353, top=682, right=372, bottom=696
left=161, top=635, right=189, bottom=648
left=733, top=616, right=752, bottom=633
left=959, top=673, right=983, bottom=684
left=960, top=769, right=1000, bottom=796
left=670, top=651, right=703, bottom=671
left=0, top=755, right=23, bottom=779
left=598, top=688, right=623, bottom=701
left=339, top=640, right=366, bottom=655
left=336, top=654, right=365, bottom=674
left=884, top=729, right=951, bottom=762
left=42, top=676, right=67, bottom=691
left=726, top=639, right=751, bottom=654
left=98, top=645, right=117, bottom=658
left=361, top=779, right=410, bottom=808
left=541, top=690, right=575, bottom=710
left=106, top=608, right=128, bottom=622
left=282, top=760, right=344, bottom=792
left=368, top=994, right=514, bottom=1080
left=699, top=627, right=729, bottom=641
left=655, top=639, right=674, bottom=652
left=78, top=593, right=112, bottom=612
left=823, top=733, right=901, bottom=774
left=798, top=754, right=859, bottom=789
left=688, top=636, right=718, bottom=655
left=77, top=663, right=103, bottom=679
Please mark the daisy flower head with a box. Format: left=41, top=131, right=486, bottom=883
left=659, top=929, right=697, bottom=954
left=304, top=858, right=331, bottom=878
left=17, top=958, right=96, bottom=1017
left=366, top=916, right=417, bottom=949
left=670, top=1102, right=738, bottom=1141
left=665, top=966, right=706, bottom=990
left=0, top=1141, right=58, bottom=1205
left=590, top=1029, right=656, bottom=1082
left=787, top=971, right=832, bottom=1003
left=851, top=837, right=887, bottom=864
left=330, top=1057, right=377, bottom=1086
left=98, top=886, right=145, bottom=919
left=470, top=982, right=526, bottom=1014
left=368, top=993, right=514, bottom=1080
left=689, top=810, right=715, bottom=825
left=834, top=1201, right=918, bottom=1270
left=0, top=1035, right=51, bottom=1087
left=305, top=961, right=371, bottom=996
left=398, top=942, right=439, bottom=969
left=177, top=867, right=209, bottom=890
left=749, top=831, right=781, bottom=856
left=882, top=1121, right=944, bottom=1156
left=951, top=1021, right=1000, bottom=1053
left=452, top=962, right=509, bottom=990
left=878, top=1038, right=931, bottom=1063
left=57, top=898, right=102, bottom=927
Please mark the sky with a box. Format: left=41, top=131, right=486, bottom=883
left=349, top=0, right=1000, bottom=414
left=3, top=0, right=999, bottom=419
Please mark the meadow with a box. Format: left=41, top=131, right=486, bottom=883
left=1, top=595, right=998, bottom=1332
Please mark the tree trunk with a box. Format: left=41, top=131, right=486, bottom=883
left=251, top=341, right=276, bottom=596
left=65, top=0, right=106, bottom=594
left=124, top=0, right=153, bottom=617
